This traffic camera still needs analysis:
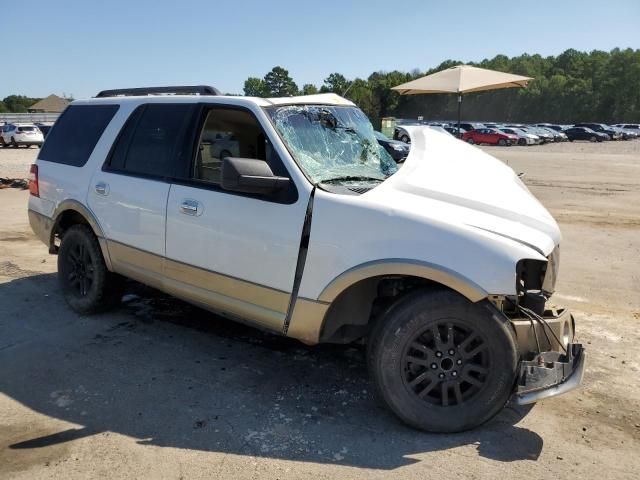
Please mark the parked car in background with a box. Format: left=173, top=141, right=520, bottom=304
left=518, top=126, right=554, bottom=143
left=612, top=123, right=640, bottom=136
left=499, top=127, right=540, bottom=145
left=463, top=128, right=517, bottom=146
left=374, top=130, right=410, bottom=162
left=574, top=123, right=622, bottom=140
left=458, top=122, right=485, bottom=132
left=535, top=124, right=565, bottom=133
left=35, top=122, right=54, bottom=138
left=0, top=123, right=45, bottom=148
left=539, top=126, right=568, bottom=142
left=444, top=126, right=467, bottom=138
left=564, top=126, right=609, bottom=142
left=393, top=126, right=412, bottom=143
left=608, top=125, right=637, bottom=140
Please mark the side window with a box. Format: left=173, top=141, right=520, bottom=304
left=37, top=105, right=119, bottom=167
left=193, top=107, right=268, bottom=185
left=107, top=104, right=192, bottom=178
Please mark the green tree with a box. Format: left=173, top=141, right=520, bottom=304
left=321, top=73, right=351, bottom=95
left=243, top=77, right=268, bottom=97
left=263, top=66, right=298, bottom=97
left=2, top=95, right=41, bottom=113
left=241, top=49, right=640, bottom=123
left=302, top=84, right=318, bottom=95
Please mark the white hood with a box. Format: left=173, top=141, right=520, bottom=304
left=368, top=126, right=561, bottom=255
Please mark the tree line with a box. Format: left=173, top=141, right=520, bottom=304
left=3, top=48, right=638, bottom=125
left=244, top=48, right=640, bottom=126
left=0, top=95, right=42, bottom=113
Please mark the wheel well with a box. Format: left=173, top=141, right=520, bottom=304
left=319, top=275, right=451, bottom=344
left=51, top=210, right=91, bottom=253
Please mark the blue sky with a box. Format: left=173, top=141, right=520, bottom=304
left=2, top=0, right=639, bottom=99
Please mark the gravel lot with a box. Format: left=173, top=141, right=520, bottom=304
left=1, top=141, right=639, bottom=479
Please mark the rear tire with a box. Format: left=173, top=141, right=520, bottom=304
left=367, top=289, right=518, bottom=432
left=11, top=137, right=18, bottom=148
left=518, top=138, right=526, bottom=146
left=58, top=224, right=121, bottom=314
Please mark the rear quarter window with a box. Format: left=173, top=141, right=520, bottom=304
left=38, top=104, right=119, bottom=167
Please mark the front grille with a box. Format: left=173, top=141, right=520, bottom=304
left=348, top=186, right=372, bottom=194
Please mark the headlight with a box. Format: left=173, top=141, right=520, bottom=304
left=542, top=245, right=560, bottom=294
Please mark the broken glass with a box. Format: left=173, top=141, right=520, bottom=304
left=267, top=105, right=398, bottom=185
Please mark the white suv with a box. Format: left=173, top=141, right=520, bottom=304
left=1, top=123, right=45, bottom=147
left=28, top=85, right=585, bottom=432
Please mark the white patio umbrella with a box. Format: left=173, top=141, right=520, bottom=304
left=391, top=65, right=533, bottom=136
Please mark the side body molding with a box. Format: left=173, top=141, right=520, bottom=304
left=50, top=199, right=113, bottom=270
left=318, top=259, right=488, bottom=304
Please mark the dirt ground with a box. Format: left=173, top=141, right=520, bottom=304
left=1, top=142, right=639, bottom=479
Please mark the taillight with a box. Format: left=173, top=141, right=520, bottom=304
left=28, top=164, right=39, bottom=197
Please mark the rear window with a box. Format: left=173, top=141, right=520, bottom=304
left=106, top=104, right=193, bottom=178
left=17, top=126, right=36, bottom=132
left=38, top=104, right=119, bottom=167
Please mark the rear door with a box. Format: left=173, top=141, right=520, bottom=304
left=164, top=104, right=309, bottom=332
left=87, top=103, right=195, bottom=287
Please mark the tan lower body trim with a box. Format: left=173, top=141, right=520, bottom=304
left=107, top=240, right=290, bottom=333
left=286, top=298, right=330, bottom=345
left=163, top=258, right=289, bottom=332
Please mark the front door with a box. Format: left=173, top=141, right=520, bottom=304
left=165, top=105, right=309, bottom=332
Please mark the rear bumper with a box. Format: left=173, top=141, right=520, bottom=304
left=509, top=307, right=586, bottom=404
left=28, top=208, right=53, bottom=247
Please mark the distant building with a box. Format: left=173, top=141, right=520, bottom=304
left=28, top=94, right=70, bottom=113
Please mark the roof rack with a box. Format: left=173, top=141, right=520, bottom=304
left=95, top=85, right=221, bottom=98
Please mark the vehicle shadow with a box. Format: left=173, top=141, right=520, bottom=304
left=0, top=273, right=543, bottom=470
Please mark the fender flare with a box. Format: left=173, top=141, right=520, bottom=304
left=317, top=259, right=488, bottom=304
left=50, top=200, right=113, bottom=270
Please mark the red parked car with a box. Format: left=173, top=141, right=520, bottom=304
left=462, top=128, right=518, bottom=146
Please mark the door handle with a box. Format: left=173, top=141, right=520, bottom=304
left=179, top=199, right=201, bottom=216
left=95, top=182, right=109, bottom=196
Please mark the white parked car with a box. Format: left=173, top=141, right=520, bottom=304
left=499, top=127, right=541, bottom=145
left=28, top=86, right=585, bottom=433
left=0, top=123, right=45, bottom=147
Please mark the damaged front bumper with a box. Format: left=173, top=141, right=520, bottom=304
left=513, top=342, right=586, bottom=405
left=508, top=307, right=586, bottom=405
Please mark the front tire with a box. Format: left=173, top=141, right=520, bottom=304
left=498, top=139, right=506, bottom=146
left=367, top=289, right=518, bottom=432
left=400, top=135, right=410, bottom=144
left=466, top=138, right=475, bottom=144
left=58, top=224, right=121, bottom=314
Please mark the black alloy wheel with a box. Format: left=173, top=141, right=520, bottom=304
left=401, top=320, right=490, bottom=407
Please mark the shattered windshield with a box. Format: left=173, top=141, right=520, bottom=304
left=267, top=105, right=398, bottom=185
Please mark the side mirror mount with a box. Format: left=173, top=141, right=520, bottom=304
left=221, top=157, right=290, bottom=195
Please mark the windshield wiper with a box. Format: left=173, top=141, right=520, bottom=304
left=320, top=175, right=385, bottom=184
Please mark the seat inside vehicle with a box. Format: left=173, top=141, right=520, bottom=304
left=196, top=109, right=265, bottom=184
